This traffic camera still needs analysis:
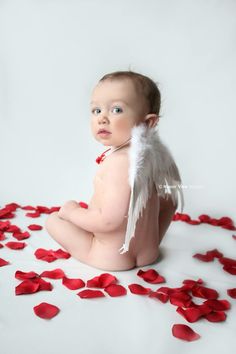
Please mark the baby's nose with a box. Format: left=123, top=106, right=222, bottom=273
left=98, top=113, right=109, bottom=123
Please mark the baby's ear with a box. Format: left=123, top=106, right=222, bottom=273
left=144, top=113, right=159, bottom=128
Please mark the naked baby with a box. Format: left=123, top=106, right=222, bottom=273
left=45, top=70, right=184, bottom=271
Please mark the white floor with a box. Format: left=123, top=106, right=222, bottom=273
left=1, top=206, right=236, bottom=354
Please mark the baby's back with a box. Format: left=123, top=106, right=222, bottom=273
left=87, top=147, right=160, bottom=271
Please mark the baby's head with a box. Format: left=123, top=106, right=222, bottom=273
left=90, top=70, right=161, bottom=148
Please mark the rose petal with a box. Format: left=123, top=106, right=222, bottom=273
left=34, top=248, right=58, bottom=262
left=172, top=324, right=200, bottom=341
left=62, top=276, right=85, bottom=290
left=36, top=206, right=51, bottom=214
left=128, top=284, right=151, bottom=295
left=148, top=290, right=169, bottom=303
left=203, top=299, right=231, bottom=311
left=87, top=273, right=117, bottom=288
left=191, top=285, right=219, bottom=299
left=227, top=288, right=236, bottom=299
left=205, top=311, right=227, bottom=322
left=193, top=253, right=214, bottom=262
left=5, top=224, right=21, bottom=233
left=53, top=249, right=71, bottom=259
left=15, top=270, right=40, bottom=280
left=28, top=224, right=43, bottom=231
left=21, top=205, right=36, bottom=210
left=12, top=231, right=30, bottom=240
left=0, top=258, right=10, bottom=267
left=0, top=206, right=15, bottom=219
left=40, top=269, right=65, bottom=279
left=0, top=220, right=11, bottom=231
left=15, top=280, right=40, bottom=295
left=34, top=278, right=53, bottom=291
left=33, top=302, right=60, bottom=319
left=219, top=257, right=236, bottom=267
left=169, top=291, right=193, bottom=307
left=176, top=306, right=204, bottom=322
left=5, top=241, right=26, bottom=250
left=25, top=211, right=41, bottom=218
left=137, top=269, right=165, bottom=284
left=222, top=265, right=236, bottom=275
left=78, top=202, right=88, bottom=209
left=77, top=289, right=105, bottom=298
left=0, top=231, right=6, bottom=240
left=104, top=284, right=127, bottom=297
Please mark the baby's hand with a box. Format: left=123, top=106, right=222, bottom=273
left=58, top=200, right=80, bottom=220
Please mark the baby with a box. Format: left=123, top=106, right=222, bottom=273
left=45, top=71, right=178, bottom=271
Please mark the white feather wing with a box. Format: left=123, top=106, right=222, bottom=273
left=118, top=123, right=184, bottom=254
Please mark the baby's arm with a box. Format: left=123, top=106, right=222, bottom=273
left=68, top=154, right=131, bottom=233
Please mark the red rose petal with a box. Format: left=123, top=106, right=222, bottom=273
left=34, top=248, right=57, bottom=262
left=0, top=220, right=11, bottom=231
left=0, top=231, right=6, bottom=240
left=219, top=257, right=236, bottom=267
left=0, top=206, right=15, bottom=219
left=205, top=311, right=227, bottom=322
left=15, top=280, right=40, bottom=295
left=172, top=324, right=200, bottom=341
left=36, top=206, right=51, bottom=214
left=34, top=278, right=53, bottom=291
left=21, top=205, right=36, bottom=210
left=148, top=290, right=169, bottom=303
left=128, top=284, right=151, bottom=295
left=62, top=276, right=85, bottom=290
left=13, top=231, right=30, bottom=240
left=206, top=249, right=224, bottom=259
left=6, top=224, right=21, bottom=233
left=5, top=241, right=26, bottom=250
left=193, top=253, right=214, bottom=262
left=0, top=258, right=10, bottom=267
left=87, top=273, right=117, bottom=288
left=53, top=248, right=71, bottom=259
left=222, top=265, right=236, bottom=275
left=169, top=291, right=193, bottom=307
left=15, top=270, right=40, bottom=280
left=26, top=211, right=41, bottom=218
left=227, top=288, right=236, bottom=299
left=203, top=299, right=231, bottom=311
left=137, top=269, right=166, bottom=284
left=176, top=306, right=204, bottom=323
left=33, top=302, right=60, bottom=319
left=192, top=285, right=219, bottom=299
left=104, top=284, right=127, bottom=297
left=40, top=268, right=65, bottom=279
left=28, top=224, right=43, bottom=231
left=77, top=289, right=105, bottom=298
left=78, top=202, right=88, bottom=209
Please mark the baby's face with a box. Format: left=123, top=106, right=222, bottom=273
left=90, top=79, right=148, bottom=148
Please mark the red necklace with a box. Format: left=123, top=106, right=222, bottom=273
left=95, top=138, right=131, bottom=164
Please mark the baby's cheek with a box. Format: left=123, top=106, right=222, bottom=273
left=114, top=118, right=133, bottom=132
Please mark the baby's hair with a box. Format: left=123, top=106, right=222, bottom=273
left=99, top=70, right=161, bottom=117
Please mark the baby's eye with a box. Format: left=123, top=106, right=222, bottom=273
left=112, top=106, right=123, bottom=114
left=92, top=108, right=101, bottom=115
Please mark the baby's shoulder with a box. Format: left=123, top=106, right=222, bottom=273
left=100, top=150, right=129, bottom=178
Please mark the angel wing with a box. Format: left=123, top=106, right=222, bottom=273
left=118, top=122, right=184, bottom=254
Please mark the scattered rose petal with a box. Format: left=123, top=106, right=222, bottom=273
left=40, top=268, right=65, bottom=279
left=148, top=290, right=169, bottom=303
left=15, top=280, right=40, bottom=295
left=0, top=231, right=6, bottom=240
left=34, top=278, right=53, bottom=291
left=25, top=211, right=41, bottom=218
left=222, top=265, right=236, bottom=275
left=104, top=284, right=127, bottom=297
left=0, top=258, right=10, bottom=267
left=227, top=288, right=236, bottom=299
left=28, top=224, right=43, bottom=231
left=137, top=269, right=165, bottom=284
left=13, top=231, right=30, bottom=240
left=128, top=284, right=151, bottom=295
left=5, top=241, right=26, bottom=250
left=77, top=289, right=105, bottom=298
left=78, top=202, right=88, bottom=209
left=36, top=206, right=51, bottom=214
left=203, top=299, right=231, bottom=311
left=193, top=253, right=214, bottom=262
left=6, top=224, right=21, bottom=233
left=176, top=306, right=204, bottom=322
left=0, top=206, right=15, bottom=219
left=0, top=243, right=3, bottom=248
left=34, top=248, right=57, bottom=262
left=87, top=273, right=117, bottom=288
left=62, top=276, right=85, bottom=290
left=172, top=324, right=200, bottom=341
left=53, top=249, right=71, bottom=259
left=15, top=270, right=40, bottom=280
left=33, top=302, right=60, bottom=319
left=21, top=205, right=36, bottom=210
left=191, top=285, right=219, bottom=299
left=219, top=257, right=236, bottom=267
left=169, top=291, right=193, bottom=307
left=0, top=220, right=11, bottom=231
left=205, top=311, right=227, bottom=322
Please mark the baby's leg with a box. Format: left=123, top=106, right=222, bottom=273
left=158, top=195, right=177, bottom=245
left=45, top=212, right=94, bottom=263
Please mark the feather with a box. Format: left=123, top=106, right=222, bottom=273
left=118, top=122, right=184, bottom=254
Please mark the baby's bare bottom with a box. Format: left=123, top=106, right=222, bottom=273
left=45, top=201, right=176, bottom=271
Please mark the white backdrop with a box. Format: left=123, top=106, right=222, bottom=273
left=0, top=0, right=235, bottom=218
